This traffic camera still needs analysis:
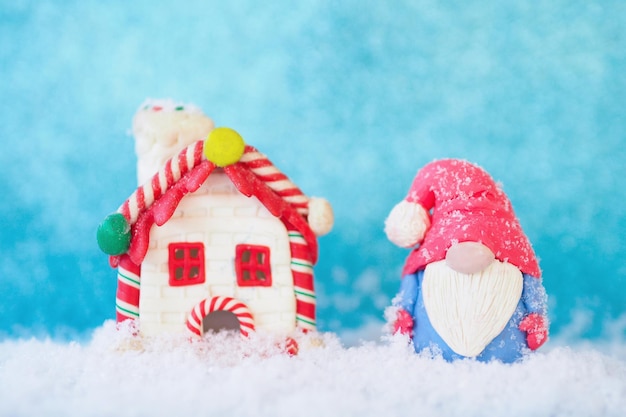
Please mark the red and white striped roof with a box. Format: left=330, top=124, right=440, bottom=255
left=109, top=139, right=318, bottom=268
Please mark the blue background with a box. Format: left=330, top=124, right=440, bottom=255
left=1, top=0, right=624, bottom=341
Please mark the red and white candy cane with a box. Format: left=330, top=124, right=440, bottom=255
left=186, top=296, right=255, bottom=337
left=239, top=147, right=309, bottom=216
left=119, top=139, right=206, bottom=225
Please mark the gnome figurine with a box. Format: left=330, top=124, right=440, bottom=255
left=385, top=159, right=548, bottom=363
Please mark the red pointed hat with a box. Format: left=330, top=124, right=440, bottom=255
left=385, top=159, right=541, bottom=277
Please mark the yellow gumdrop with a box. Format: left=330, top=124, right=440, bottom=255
left=203, top=127, right=246, bottom=167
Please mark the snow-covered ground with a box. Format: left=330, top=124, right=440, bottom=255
left=1, top=321, right=624, bottom=417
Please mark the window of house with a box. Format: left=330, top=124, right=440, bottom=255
left=235, top=244, right=272, bottom=287
left=168, top=242, right=205, bottom=286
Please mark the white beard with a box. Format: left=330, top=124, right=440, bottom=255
left=422, top=260, right=523, bottom=358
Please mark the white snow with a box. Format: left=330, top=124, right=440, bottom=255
left=1, top=321, right=625, bottom=417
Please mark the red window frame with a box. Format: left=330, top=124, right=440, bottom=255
left=168, top=242, right=205, bottom=286
left=235, top=244, right=272, bottom=287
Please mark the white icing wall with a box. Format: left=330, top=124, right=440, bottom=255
left=139, top=171, right=296, bottom=337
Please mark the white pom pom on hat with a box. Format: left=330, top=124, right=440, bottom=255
left=384, top=200, right=431, bottom=248
left=308, top=197, right=334, bottom=237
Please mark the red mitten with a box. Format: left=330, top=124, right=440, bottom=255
left=393, top=309, right=414, bottom=337
left=519, top=313, right=549, bottom=350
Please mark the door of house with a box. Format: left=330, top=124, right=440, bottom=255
left=202, top=310, right=241, bottom=335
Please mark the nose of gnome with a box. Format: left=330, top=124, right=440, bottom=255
left=445, top=242, right=496, bottom=275
left=203, top=127, right=246, bottom=167
left=202, top=310, right=241, bottom=335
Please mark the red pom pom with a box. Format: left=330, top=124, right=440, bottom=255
left=281, top=337, right=299, bottom=356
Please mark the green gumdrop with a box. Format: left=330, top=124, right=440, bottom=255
left=97, top=213, right=131, bottom=255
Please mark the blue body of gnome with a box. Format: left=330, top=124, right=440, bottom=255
left=396, top=271, right=548, bottom=363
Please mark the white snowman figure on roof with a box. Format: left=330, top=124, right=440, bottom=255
left=385, top=158, right=549, bottom=363
left=132, top=99, right=215, bottom=185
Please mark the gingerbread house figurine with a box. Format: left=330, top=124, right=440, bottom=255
left=97, top=100, right=333, bottom=348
